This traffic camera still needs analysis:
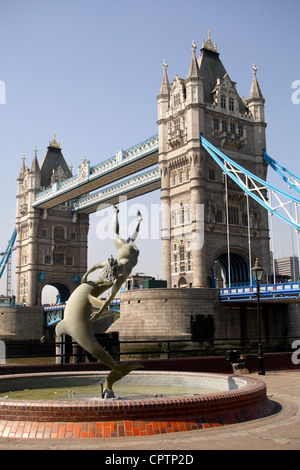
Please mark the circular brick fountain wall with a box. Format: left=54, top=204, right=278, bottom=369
left=0, top=371, right=276, bottom=439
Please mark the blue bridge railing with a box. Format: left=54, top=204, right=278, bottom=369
left=219, top=282, right=300, bottom=302
left=44, top=300, right=120, bottom=327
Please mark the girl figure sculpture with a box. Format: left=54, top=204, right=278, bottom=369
left=82, top=205, right=143, bottom=320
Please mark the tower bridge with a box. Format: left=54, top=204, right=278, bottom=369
left=1, top=32, right=300, bottom=346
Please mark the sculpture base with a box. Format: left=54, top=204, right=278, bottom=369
left=103, top=388, right=115, bottom=399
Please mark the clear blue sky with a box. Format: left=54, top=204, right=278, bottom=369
left=0, top=0, right=299, bottom=295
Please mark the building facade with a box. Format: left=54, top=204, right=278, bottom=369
left=15, top=136, right=89, bottom=306
left=157, top=32, right=270, bottom=289
left=275, top=256, right=300, bottom=282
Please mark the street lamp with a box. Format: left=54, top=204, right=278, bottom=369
left=251, top=258, right=265, bottom=375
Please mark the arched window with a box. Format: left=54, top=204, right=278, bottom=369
left=178, top=276, right=188, bottom=288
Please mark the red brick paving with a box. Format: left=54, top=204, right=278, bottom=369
left=0, top=399, right=274, bottom=439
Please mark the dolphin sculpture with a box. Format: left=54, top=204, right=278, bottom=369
left=55, top=276, right=142, bottom=398
left=56, top=206, right=144, bottom=398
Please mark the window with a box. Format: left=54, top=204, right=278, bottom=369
left=242, top=212, right=248, bottom=227
left=215, top=209, right=223, bottom=223
left=184, top=205, right=192, bottom=224
left=70, top=232, right=76, bottom=240
left=41, top=228, right=47, bottom=238
left=228, top=206, right=239, bottom=225
left=66, top=256, right=73, bottom=266
left=20, top=275, right=28, bottom=297
left=173, top=206, right=192, bottom=227
left=172, top=211, right=177, bottom=227
left=172, top=172, right=176, bottom=186
left=179, top=171, right=183, bottom=183
left=187, top=253, right=192, bottom=271
left=229, top=98, right=234, bottom=111
left=186, top=168, right=190, bottom=181
left=174, top=93, right=181, bottom=107
left=222, top=120, right=227, bottom=132
left=21, top=227, right=28, bottom=240
left=22, top=250, right=28, bottom=266
left=213, top=118, right=219, bottom=130
left=237, top=124, right=243, bottom=136
left=44, top=255, right=51, bottom=265
left=174, top=243, right=178, bottom=252
left=221, top=95, right=226, bottom=109
left=54, top=226, right=65, bottom=239
left=174, top=119, right=180, bottom=131
left=230, top=122, right=235, bottom=134
left=53, top=252, right=64, bottom=265
left=209, top=168, right=216, bottom=181
left=180, top=208, right=184, bottom=225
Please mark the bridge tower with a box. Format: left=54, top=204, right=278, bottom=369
left=15, top=136, right=89, bottom=306
left=157, top=32, right=270, bottom=289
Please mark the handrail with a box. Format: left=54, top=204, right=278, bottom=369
left=2, top=335, right=299, bottom=362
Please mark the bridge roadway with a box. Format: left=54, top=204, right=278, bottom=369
left=219, top=282, right=300, bottom=302
left=32, top=134, right=159, bottom=212
left=72, top=166, right=160, bottom=214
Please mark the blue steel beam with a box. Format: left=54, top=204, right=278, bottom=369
left=201, top=135, right=300, bottom=231
left=263, top=150, right=300, bottom=197
left=0, top=228, right=16, bottom=278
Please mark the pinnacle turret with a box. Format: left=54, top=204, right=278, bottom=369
left=30, top=146, right=41, bottom=173
left=186, top=40, right=200, bottom=80
left=248, top=64, right=264, bottom=103
left=157, top=59, right=170, bottom=98
left=18, top=154, right=26, bottom=179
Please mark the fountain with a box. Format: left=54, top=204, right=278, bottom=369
left=0, top=369, right=276, bottom=439
left=0, top=207, right=276, bottom=439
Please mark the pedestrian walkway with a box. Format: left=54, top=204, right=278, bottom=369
left=0, top=370, right=299, bottom=450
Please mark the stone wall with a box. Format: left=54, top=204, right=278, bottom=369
left=107, top=288, right=225, bottom=341
left=0, top=306, right=44, bottom=342
left=286, top=302, right=300, bottom=337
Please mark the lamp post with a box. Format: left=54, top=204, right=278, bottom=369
left=251, top=258, right=265, bottom=375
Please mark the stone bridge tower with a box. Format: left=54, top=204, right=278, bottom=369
left=157, top=32, right=270, bottom=289
left=15, top=136, right=89, bottom=306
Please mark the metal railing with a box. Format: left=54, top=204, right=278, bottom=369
left=1, top=335, right=299, bottom=364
